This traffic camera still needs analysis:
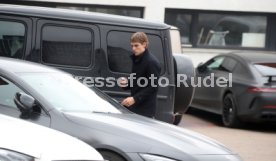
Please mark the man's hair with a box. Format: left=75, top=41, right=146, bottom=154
left=130, top=32, right=149, bottom=48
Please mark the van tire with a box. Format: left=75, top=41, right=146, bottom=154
left=173, top=54, right=195, bottom=113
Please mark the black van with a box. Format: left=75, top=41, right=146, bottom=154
left=0, top=4, right=194, bottom=124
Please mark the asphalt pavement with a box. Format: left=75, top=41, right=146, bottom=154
left=178, top=108, right=276, bottom=161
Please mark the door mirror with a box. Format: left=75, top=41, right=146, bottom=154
left=197, top=62, right=208, bottom=73
left=14, top=92, right=35, bottom=118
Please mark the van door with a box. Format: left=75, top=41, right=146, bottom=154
left=35, top=19, right=100, bottom=79
left=0, top=15, right=32, bottom=59
left=98, top=25, right=174, bottom=122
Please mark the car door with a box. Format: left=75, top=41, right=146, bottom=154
left=0, top=75, right=50, bottom=126
left=193, top=56, right=226, bottom=113
left=99, top=26, right=174, bottom=122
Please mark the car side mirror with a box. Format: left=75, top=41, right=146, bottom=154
left=197, top=63, right=208, bottom=73
left=14, top=92, right=36, bottom=118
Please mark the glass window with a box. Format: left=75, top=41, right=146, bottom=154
left=220, top=57, right=237, bottom=72
left=42, top=25, right=93, bottom=67
left=0, top=20, right=25, bottom=58
left=197, top=14, right=267, bottom=48
left=233, top=63, right=249, bottom=77
left=165, top=10, right=192, bottom=44
left=19, top=73, right=123, bottom=114
left=0, top=77, right=24, bottom=108
left=107, top=31, right=165, bottom=74
left=58, top=6, right=143, bottom=18
left=206, top=57, right=225, bottom=70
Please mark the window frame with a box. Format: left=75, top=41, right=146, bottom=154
left=38, top=20, right=97, bottom=69
left=165, top=9, right=270, bottom=51
left=0, top=16, right=31, bottom=59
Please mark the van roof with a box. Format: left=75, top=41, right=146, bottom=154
left=0, top=4, right=170, bottom=30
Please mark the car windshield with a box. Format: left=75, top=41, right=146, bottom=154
left=18, top=73, right=126, bottom=114
left=254, top=63, right=276, bottom=76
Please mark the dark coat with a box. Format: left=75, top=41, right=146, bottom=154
left=128, top=49, right=161, bottom=117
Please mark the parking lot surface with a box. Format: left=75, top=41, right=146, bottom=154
left=179, top=108, right=276, bottom=161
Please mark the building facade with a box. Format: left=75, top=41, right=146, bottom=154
left=2, top=0, right=276, bottom=64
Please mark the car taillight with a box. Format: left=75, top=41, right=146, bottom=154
left=247, top=87, right=276, bottom=93
left=263, top=105, right=276, bottom=109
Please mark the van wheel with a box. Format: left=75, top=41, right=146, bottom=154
left=222, top=94, right=241, bottom=128
left=99, top=150, right=126, bottom=161
left=173, top=113, right=182, bottom=125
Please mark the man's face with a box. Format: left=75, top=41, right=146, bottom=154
left=131, top=42, right=146, bottom=56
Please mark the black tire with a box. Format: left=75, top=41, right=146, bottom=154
left=173, top=113, right=183, bottom=125
left=222, top=94, right=241, bottom=128
left=99, top=150, right=126, bottom=161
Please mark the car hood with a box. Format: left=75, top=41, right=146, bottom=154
left=0, top=114, right=103, bottom=160
left=64, top=112, right=234, bottom=156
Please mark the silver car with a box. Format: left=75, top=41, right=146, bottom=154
left=0, top=57, right=242, bottom=161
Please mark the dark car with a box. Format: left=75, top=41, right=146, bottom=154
left=0, top=4, right=194, bottom=124
left=0, top=57, right=242, bottom=161
left=191, top=52, right=276, bottom=127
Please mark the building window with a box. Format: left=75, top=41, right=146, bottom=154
left=197, top=14, right=267, bottom=48
left=41, top=25, right=93, bottom=67
left=107, top=31, right=165, bottom=74
left=58, top=5, right=143, bottom=18
left=165, top=10, right=192, bottom=45
left=165, top=9, right=268, bottom=49
left=0, top=20, right=25, bottom=58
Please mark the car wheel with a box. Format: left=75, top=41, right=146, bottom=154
left=222, top=94, right=241, bottom=128
left=99, top=150, right=126, bottom=161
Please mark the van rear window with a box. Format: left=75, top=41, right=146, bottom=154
left=254, top=63, right=276, bottom=76
left=42, top=25, right=93, bottom=67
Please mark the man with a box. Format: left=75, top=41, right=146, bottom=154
left=120, top=32, right=161, bottom=118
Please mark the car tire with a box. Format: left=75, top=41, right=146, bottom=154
left=222, top=94, right=241, bottom=128
left=99, top=150, right=126, bottom=161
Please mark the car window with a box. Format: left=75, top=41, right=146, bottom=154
left=206, top=57, right=225, bottom=70
left=0, top=20, right=25, bottom=58
left=19, top=73, right=125, bottom=114
left=233, top=63, right=249, bottom=77
left=107, top=31, right=165, bottom=74
left=41, top=25, right=93, bottom=67
left=0, top=76, right=25, bottom=108
left=220, top=57, right=237, bottom=72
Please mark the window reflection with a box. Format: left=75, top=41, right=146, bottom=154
left=165, top=10, right=192, bottom=44
left=197, top=14, right=267, bottom=48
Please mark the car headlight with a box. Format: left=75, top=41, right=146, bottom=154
left=140, top=154, right=177, bottom=161
left=0, top=149, right=34, bottom=161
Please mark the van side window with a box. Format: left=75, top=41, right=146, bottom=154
left=0, top=20, right=25, bottom=59
left=107, top=31, right=165, bottom=74
left=42, top=25, right=93, bottom=67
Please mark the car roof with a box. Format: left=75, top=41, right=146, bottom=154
left=222, top=51, right=276, bottom=64
left=0, top=57, right=63, bottom=73
left=0, top=4, right=170, bottom=30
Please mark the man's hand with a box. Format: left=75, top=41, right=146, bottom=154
left=121, top=97, right=135, bottom=107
